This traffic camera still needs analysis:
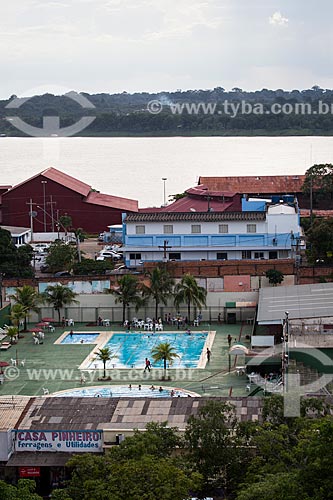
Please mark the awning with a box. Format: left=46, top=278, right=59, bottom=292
left=6, top=452, right=77, bottom=467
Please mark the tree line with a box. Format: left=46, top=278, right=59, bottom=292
left=1, top=86, right=333, bottom=136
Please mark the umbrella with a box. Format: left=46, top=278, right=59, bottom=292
left=28, top=328, right=43, bottom=333
left=42, top=317, right=56, bottom=322
left=0, top=360, right=10, bottom=374
left=36, top=322, right=49, bottom=327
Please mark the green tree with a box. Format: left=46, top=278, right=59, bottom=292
left=5, top=325, right=19, bottom=344
left=95, top=347, right=114, bottom=379
left=59, top=214, right=72, bottom=235
left=9, top=304, right=28, bottom=334
left=174, top=273, right=207, bottom=321
left=184, top=400, right=246, bottom=497
left=42, top=284, right=78, bottom=324
left=0, top=478, right=43, bottom=499
left=302, top=163, right=333, bottom=202
left=151, top=342, right=179, bottom=379
left=9, top=285, right=41, bottom=330
left=305, top=217, right=333, bottom=264
left=142, top=266, right=174, bottom=319
left=236, top=473, right=309, bottom=500
left=45, top=240, right=77, bottom=272
left=72, top=258, right=113, bottom=276
left=0, top=229, right=34, bottom=278
left=265, top=269, right=284, bottom=286
left=107, top=275, right=142, bottom=323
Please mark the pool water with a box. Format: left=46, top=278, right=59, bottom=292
left=52, top=385, right=198, bottom=398
left=61, top=333, right=99, bottom=344
left=92, top=332, right=208, bottom=369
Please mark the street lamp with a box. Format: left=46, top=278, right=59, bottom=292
left=282, top=311, right=289, bottom=388
left=162, top=178, right=167, bottom=206
left=41, top=180, right=47, bottom=232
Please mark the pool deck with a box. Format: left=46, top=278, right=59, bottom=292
left=0, top=323, right=252, bottom=398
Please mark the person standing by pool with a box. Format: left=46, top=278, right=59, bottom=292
left=206, top=347, right=211, bottom=362
left=144, top=358, right=151, bottom=372
left=159, top=386, right=163, bottom=392
left=70, top=330, right=73, bottom=338
left=138, top=384, right=141, bottom=390
left=227, top=334, right=232, bottom=347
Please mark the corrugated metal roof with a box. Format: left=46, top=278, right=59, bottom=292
left=85, top=192, right=138, bottom=212
left=0, top=396, right=30, bottom=430
left=7, top=452, right=77, bottom=466
left=257, top=283, right=333, bottom=323
left=42, top=167, right=91, bottom=196
left=199, top=175, right=305, bottom=194
left=125, top=211, right=266, bottom=222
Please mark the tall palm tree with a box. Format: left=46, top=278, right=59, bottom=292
left=9, top=285, right=41, bottom=331
left=95, top=347, right=114, bottom=379
left=174, top=273, right=207, bottom=322
left=42, top=284, right=78, bottom=324
left=142, top=266, right=174, bottom=319
left=151, top=342, right=179, bottom=379
left=9, top=303, right=28, bottom=334
left=107, top=275, right=143, bottom=323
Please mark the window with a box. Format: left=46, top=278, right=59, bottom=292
left=254, top=252, right=264, bottom=259
left=242, top=250, right=251, bottom=259
left=247, top=224, right=256, bottom=233
left=129, top=253, right=141, bottom=260
left=217, top=252, right=228, bottom=260
left=279, top=250, right=289, bottom=258
left=135, top=225, right=145, bottom=234
left=163, top=225, right=173, bottom=234
left=219, top=224, right=229, bottom=234
left=269, top=251, right=278, bottom=259
left=191, top=224, right=201, bottom=234
left=169, top=252, right=181, bottom=261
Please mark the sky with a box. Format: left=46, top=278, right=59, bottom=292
left=0, top=0, right=333, bottom=99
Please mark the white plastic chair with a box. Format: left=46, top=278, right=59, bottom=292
left=34, top=337, right=39, bottom=345
left=42, top=387, right=49, bottom=395
left=144, top=323, right=149, bottom=331
left=104, top=319, right=110, bottom=327
left=10, top=358, right=16, bottom=366
left=20, top=359, right=26, bottom=367
left=148, top=323, right=153, bottom=331
left=68, top=319, right=75, bottom=326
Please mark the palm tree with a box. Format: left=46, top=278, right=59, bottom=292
left=142, top=266, right=174, bottom=319
left=6, top=326, right=18, bottom=344
left=151, top=342, right=179, bottom=380
left=42, top=284, right=78, bottom=324
left=9, top=285, right=41, bottom=331
left=95, top=347, right=114, bottom=379
left=174, top=273, right=207, bottom=322
left=9, top=304, right=28, bottom=334
left=107, top=275, right=143, bottom=323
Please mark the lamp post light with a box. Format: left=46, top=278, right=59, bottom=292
left=41, top=180, right=47, bottom=232
left=162, top=178, right=167, bottom=206
left=282, top=311, right=289, bottom=388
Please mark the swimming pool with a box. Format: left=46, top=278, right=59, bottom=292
left=52, top=385, right=199, bottom=398
left=61, top=333, right=100, bottom=344
left=89, top=332, right=208, bottom=369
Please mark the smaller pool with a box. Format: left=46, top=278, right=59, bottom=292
left=52, top=385, right=199, bottom=398
left=61, top=333, right=99, bottom=344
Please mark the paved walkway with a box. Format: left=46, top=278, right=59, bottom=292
left=0, top=323, right=252, bottom=397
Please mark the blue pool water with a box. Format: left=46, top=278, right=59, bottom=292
left=52, top=385, right=198, bottom=398
left=95, top=332, right=208, bottom=369
left=61, top=333, right=99, bottom=344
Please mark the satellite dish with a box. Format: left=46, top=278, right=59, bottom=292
left=190, top=208, right=196, bottom=212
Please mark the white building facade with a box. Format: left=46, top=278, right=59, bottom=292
left=123, top=204, right=303, bottom=267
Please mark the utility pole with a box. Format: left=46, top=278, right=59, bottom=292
left=26, top=199, right=38, bottom=242
left=47, top=196, right=57, bottom=232
left=158, top=240, right=172, bottom=261
left=162, top=178, right=167, bottom=206
left=282, top=311, right=289, bottom=389
left=41, top=180, right=47, bottom=232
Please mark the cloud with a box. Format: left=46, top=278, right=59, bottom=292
left=269, top=11, right=289, bottom=27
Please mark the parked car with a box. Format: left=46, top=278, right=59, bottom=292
left=40, top=264, right=51, bottom=273
left=98, top=251, right=122, bottom=261
left=98, top=232, right=105, bottom=241
left=54, top=271, right=72, bottom=278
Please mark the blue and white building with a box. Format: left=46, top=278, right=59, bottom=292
left=122, top=200, right=303, bottom=267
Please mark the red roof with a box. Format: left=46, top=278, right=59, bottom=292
left=160, top=197, right=238, bottom=212
left=85, top=191, right=138, bottom=212
left=300, top=209, right=333, bottom=218
left=42, top=167, right=91, bottom=196
left=198, top=175, right=305, bottom=194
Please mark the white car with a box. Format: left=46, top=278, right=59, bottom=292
left=97, top=251, right=122, bottom=261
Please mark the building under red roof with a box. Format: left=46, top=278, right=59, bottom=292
left=0, top=168, right=138, bottom=233
left=198, top=175, right=306, bottom=194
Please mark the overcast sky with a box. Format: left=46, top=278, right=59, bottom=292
left=1, top=0, right=332, bottom=99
